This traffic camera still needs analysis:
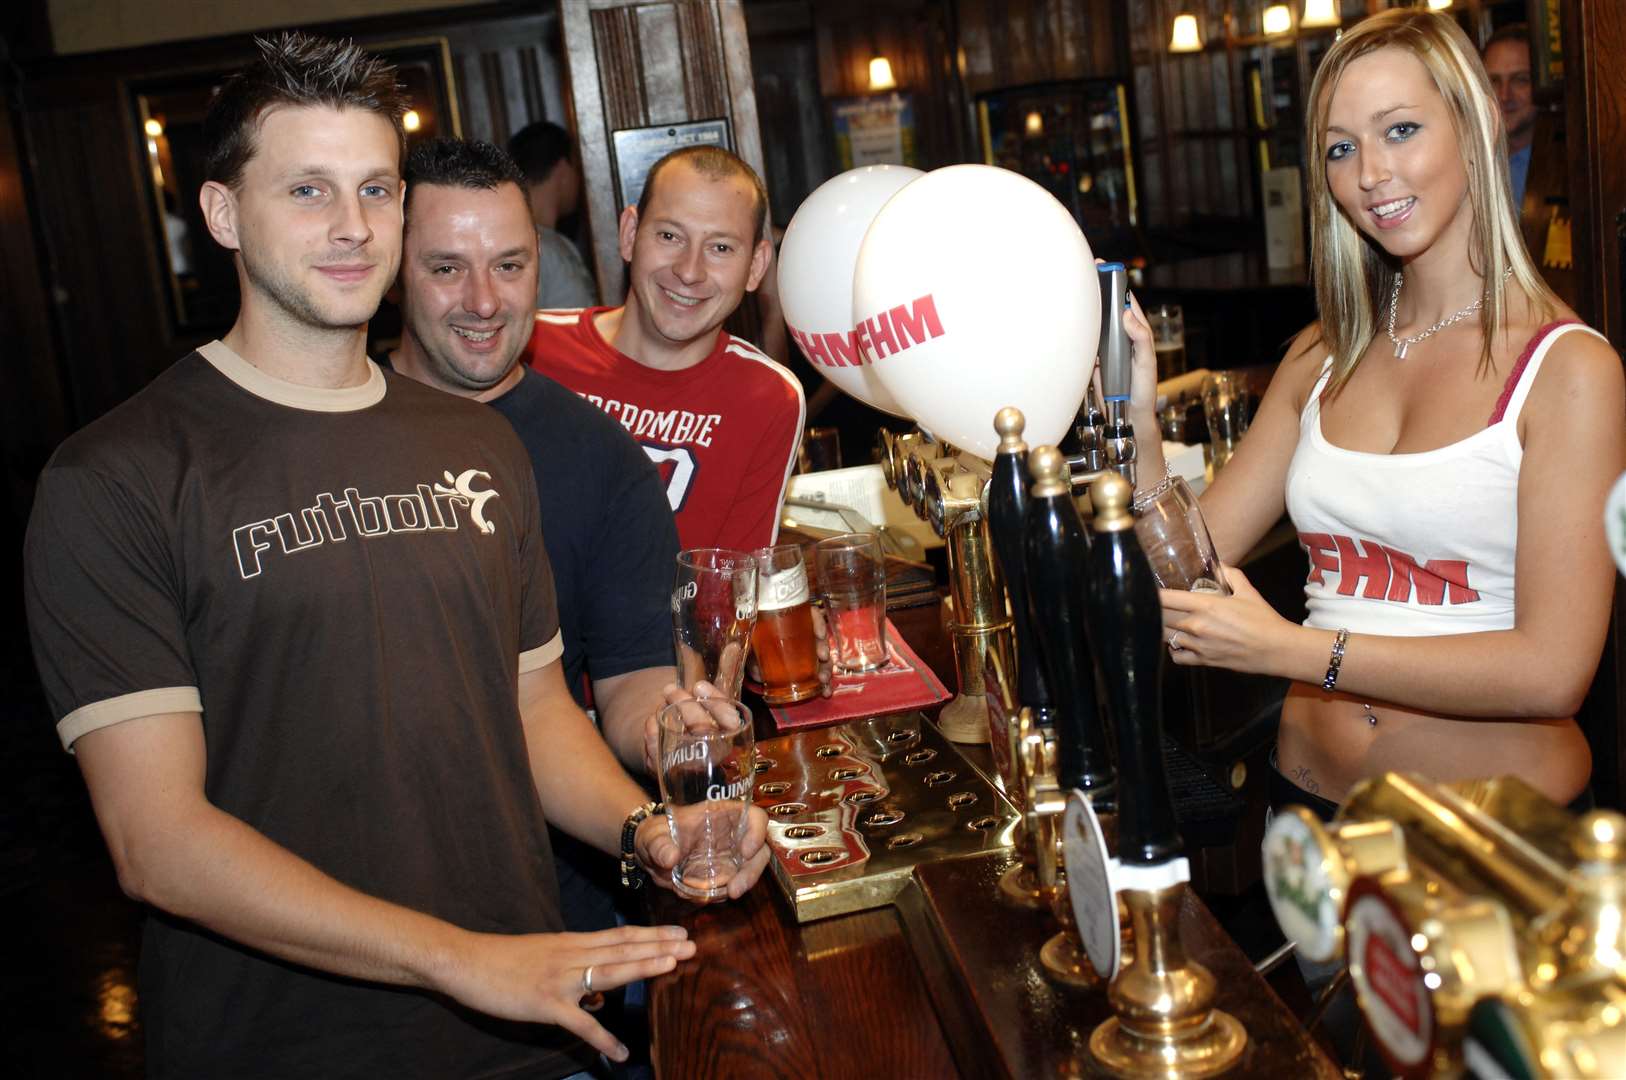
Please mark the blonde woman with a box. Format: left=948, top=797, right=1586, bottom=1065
left=1126, top=9, right=1624, bottom=813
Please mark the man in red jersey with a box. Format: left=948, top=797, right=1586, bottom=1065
left=524, top=146, right=805, bottom=550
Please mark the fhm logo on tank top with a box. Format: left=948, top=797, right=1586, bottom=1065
left=232, top=469, right=502, bottom=579
left=1298, top=532, right=1481, bottom=605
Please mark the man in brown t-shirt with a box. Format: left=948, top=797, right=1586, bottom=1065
left=23, top=34, right=764, bottom=1079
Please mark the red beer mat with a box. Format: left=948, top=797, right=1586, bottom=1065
left=766, top=619, right=950, bottom=731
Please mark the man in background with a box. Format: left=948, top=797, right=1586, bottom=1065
left=509, top=119, right=598, bottom=309
left=524, top=146, right=805, bottom=551
left=389, top=136, right=678, bottom=779
left=1483, top=23, right=1536, bottom=210
left=1483, top=22, right=1577, bottom=306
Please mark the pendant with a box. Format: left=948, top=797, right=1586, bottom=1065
left=1394, top=341, right=1408, bottom=360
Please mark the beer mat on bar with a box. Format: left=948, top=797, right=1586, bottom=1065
left=764, top=621, right=950, bottom=731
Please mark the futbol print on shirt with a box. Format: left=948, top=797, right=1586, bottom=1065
left=524, top=307, right=806, bottom=551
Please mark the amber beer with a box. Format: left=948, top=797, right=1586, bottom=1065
left=751, top=545, right=821, bottom=704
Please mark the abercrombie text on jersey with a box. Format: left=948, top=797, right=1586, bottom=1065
left=232, top=468, right=502, bottom=580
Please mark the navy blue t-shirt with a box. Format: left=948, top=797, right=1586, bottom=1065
left=490, top=367, right=678, bottom=937
left=489, top=368, right=679, bottom=703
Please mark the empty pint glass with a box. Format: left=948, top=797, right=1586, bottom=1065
left=657, top=697, right=755, bottom=902
left=815, top=532, right=889, bottom=674
left=672, top=549, right=758, bottom=700
left=1132, top=476, right=1231, bottom=596
left=751, top=544, right=821, bottom=704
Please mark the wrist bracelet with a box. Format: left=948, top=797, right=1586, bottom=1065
left=1130, top=459, right=1175, bottom=514
left=619, top=801, right=665, bottom=889
left=1322, top=628, right=1349, bottom=692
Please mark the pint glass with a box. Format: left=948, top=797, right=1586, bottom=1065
left=815, top=532, right=889, bottom=674
left=751, top=544, right=821, bottom=704
left=657, top=697, right=755, bottom=902
left=672, top=549, right=758, bottom=700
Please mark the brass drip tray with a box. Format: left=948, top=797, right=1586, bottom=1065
left=757, top=711, right=1018, bottom=922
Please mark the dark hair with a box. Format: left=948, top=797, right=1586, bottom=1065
left=204, top=32, right=408, bottom=189
left=1484, top=22, right=1530, bottom=55
left=635, top=146, right=768, bottom=246
left=403, top=137, right=525, bottom=222
left=507, top=121, right=575, bottom=187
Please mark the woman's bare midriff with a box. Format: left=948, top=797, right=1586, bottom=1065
left=1276, top=681, right=1592, bottom=806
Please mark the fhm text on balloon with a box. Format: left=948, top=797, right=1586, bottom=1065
left=788, top=293, right=945, bottom=369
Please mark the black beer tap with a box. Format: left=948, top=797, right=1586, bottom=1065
left=986, top=408, right=1060, bottom=734
left=1083, top=471, right=1181, bottom=866
left=1023, top=446, right=1117, bottom=810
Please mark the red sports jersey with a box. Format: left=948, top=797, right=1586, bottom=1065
left=525, top=307, right=806, bottom=551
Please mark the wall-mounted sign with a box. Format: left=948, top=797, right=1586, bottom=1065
left=610, top=118, right=732, bottom=212
left=832, top=93, right=918, bottom=170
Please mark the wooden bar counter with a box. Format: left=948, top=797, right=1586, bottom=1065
left=646, top=598, right=1338, bottom=1079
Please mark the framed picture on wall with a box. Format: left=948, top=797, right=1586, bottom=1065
left=831, top=93, right=918, bottom=170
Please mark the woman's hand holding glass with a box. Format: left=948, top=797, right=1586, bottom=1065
left=1158, top=563, right=1306, bottom=678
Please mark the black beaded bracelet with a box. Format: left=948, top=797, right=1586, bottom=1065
left=1322, top=628, right=1349, bottom=692
left=619, top=801, right=665, bottom=889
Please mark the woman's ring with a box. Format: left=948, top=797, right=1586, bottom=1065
left=582, top=965, right=595, bottom=995
left=1169, top=630, right=1183, bottom=652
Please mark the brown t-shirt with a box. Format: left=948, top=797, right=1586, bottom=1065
left=25, top=342, right=589, bottom=1078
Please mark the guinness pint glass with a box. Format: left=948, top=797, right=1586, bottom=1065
left=751, top=544, right=821, bottom=704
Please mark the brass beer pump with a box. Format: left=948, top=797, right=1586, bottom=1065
left=1082, top=472, right=1247, bottom=1078
left=879, top=426, right=1017, bottom=747
left=984, top=407, right=1067, bottom=907
left=1263, top=773, right=1626, bottom=1077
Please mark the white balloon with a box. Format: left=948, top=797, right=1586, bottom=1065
left=853, top=165, right=1098, bottom=460
left=778, top=165, right=924, bottom=417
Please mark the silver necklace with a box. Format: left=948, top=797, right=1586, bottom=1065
left=1384, top=267, right=1512, bottom=359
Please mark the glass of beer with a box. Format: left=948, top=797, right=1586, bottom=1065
left=672, top=549, right=758, bottom=700
left=1131, top=476, right=1231, bottom=595
left=656, top=696, right=755, bottom=902
left=815, top=532, right=889, bottom=674
left=751, top=544, right=821, bottom=704
left=1150, top=303, right=1187, bottom=380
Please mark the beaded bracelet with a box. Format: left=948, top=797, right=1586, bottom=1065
left=1130, top=459, right=1175, bottom=514
left=1322, top=628, right=1349, bottom=692
left=619, top=801, right=665, bottom=889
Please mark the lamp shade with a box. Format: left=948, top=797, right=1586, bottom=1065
left=1169, top=14, right=1203, bottom=53
left=1263, top=5, right=1292, bottom=35
left=1300, top=0, right=1340, bottom=28
left=869, top=56, right=896, bottom=91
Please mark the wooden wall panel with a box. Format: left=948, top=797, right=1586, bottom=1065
left=956, top=0, right=1124, bottom=94
left=1560, top=0, right=1626, bottom=811
left=563, top=0, right=768, bottom=305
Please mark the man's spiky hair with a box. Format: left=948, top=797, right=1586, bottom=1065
left=203, top=32, right=409, bottom=188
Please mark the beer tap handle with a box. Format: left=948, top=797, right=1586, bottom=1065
left=1084, top=472, right=1181, bottom=866
left=988, top=408, right=1058, bottom=730
left=1096, top=263, right=1138, bottom=487
left=1023, top=446, right=1117, bottom=808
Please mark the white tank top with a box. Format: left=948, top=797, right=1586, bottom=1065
left=1284, top=322, right=1599, bottom=636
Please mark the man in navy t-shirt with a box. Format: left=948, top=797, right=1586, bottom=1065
left=387, top=139, right=690, bottom=971
left=388, top=138, right=680, bottom=775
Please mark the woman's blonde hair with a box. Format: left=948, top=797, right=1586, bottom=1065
left=1305, top=8, right=1557, bottom=394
